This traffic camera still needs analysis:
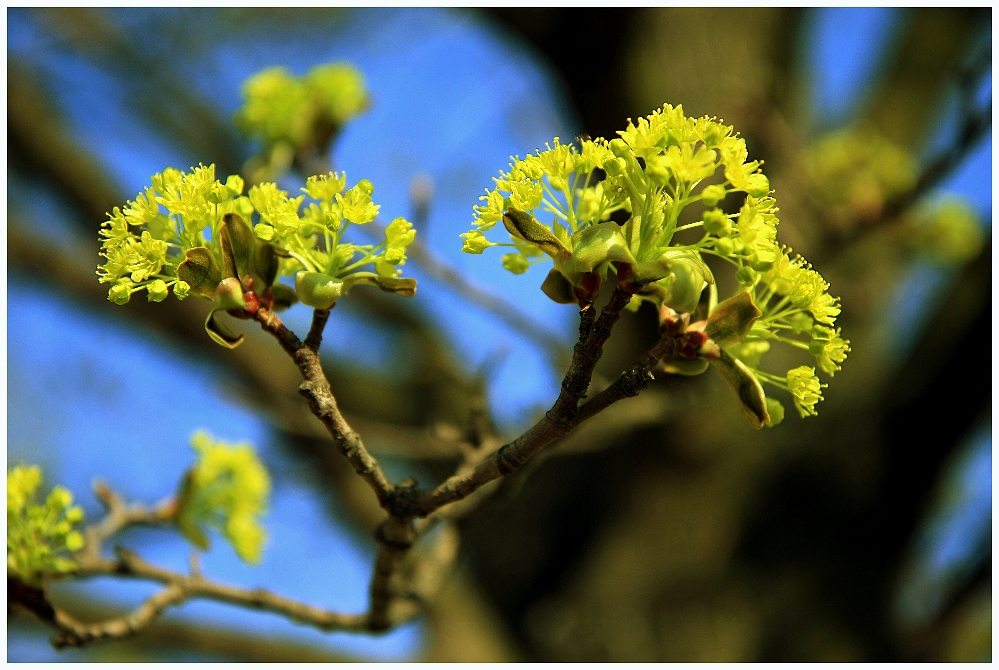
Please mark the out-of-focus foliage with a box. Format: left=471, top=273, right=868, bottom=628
left=175, top=432, right=272, bottom=565
left=7, top=466, right=86, bottom=587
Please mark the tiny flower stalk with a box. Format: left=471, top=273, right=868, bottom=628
left=463, top=104, right=849, bottom=425
left=98, top=166, right=418, bottom=348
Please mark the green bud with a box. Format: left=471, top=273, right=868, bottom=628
left=744, top=173, right=770, bottom=198
left=608, top=138, right=630, bottom=159
left=383, top=248, right=405, bottom=265
left=502, top=253, right=530, bottom=274
left=147, top=279, right=169, bottom=302
left=764, top=398, right=785, bottom=427
left=295, top=271, right=343, bottom=310
left=225, top=174, right=245, bottom=196
left=701, top=184, right=726, bottom=207
left=664, top=261, right=704, bottom=315
left=213, top=277, right=246, bottom=311
left=254, top=224, right=275, bottom=241
left=787, top=312, right=813, bottom=333
left=705, top=291, right=762, bottom=347
left=108, top=283, right=132, bottom=305
left=356, top=179, right=374, bottom=196
left=461, top=230, right=492, bottom=254
left=735, top=266, right=757, bottom=286
left=602, top=157, right=627, bottom=177
left=173, top=280, right=191, bottom=300
left=715, top=237, right=735, bottom=255
left=703, top=208, right=730, bottom=235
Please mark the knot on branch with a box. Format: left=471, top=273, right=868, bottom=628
left=384, top=479, right=422, bottom=522
left=621, top=369, right=655, bottom=397
left=495, top=444, right=524, bottom=476
left=298, top=380, right=334, bottom=416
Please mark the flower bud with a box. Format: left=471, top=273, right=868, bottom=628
left=174, top=280, right=191, bottom=300
left=147, top=279, right=169, bottom=302
left=703, top=208, right=730, bottom=235
left=356, top=179, right=374, bottom=196
left=461, top=230, right=491, bottom=254
left=108, top=283, right=132, bottom=305
left=735, top=266, right=758, bottom=286
left=764, top=398, right=785, bottom=427
left=295, top=271, right=343, bottom=309
left=214, top=277, right=246, bottom=312
left=602, top=157, right=627, bottom=177
left=700, top=184, right=726, bottom=207
left=502, top=253, right=530, bottom=275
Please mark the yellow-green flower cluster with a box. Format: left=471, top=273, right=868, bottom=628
left=463, top=103, right=849, bottom=423
left=235, top=63, right=368, bottom=152
left=463, top=105, right=780, bottom=296
left=904, top=199, right=984, bottom=265
left=97, top=165, right=416, bottom=312
left=809, top=126, right=918, bottom=222
left=7, top=466, right=85, bottom=587
left=98, top=164, right=248, bottom=304
left=719, top=246, right=849, bottom=419
left=176, top=431, right=271, bottom=565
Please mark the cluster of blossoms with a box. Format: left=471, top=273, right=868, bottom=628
left=175, top=432, right=272, bottom=565
left=7, top=466, right=86, bottom=587
left=235, top=63, right=369, bottom=180
left=808, top=126, right=917, bottom=225
left=97, top=164, right=416, bottom=347
left=462, top=104, right=849, bottom=425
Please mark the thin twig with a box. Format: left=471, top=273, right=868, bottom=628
left=253, top=307, right=396, bottom=509
left=304, top=307, right=332, bottom=353
left=413, top=287, right=633, bottom=516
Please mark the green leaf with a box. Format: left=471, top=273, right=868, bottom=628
left=659, top=356, right=710, bottom=376
left=250, top=241, right=280, bottom=288
left=709, top=349, right=769, bottom=428
left=540, top=268, right=577, bottom=304
left=220, top=213, right=256, bottom=279
left=205, top=310, right=245, bottom=349
left=177, top=247, right=222, bottom=300
left=341, top=272, right=417, bottom=297
left=502, top=207, right=570, bottom=259
left=705, top=291, right=762, bottom=347
left=269, top=282, right=299, bottom=311
left=566, top=222, right=635, bottom=275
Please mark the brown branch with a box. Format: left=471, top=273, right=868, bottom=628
left=253, top=306, right=396, bottom=509
left=574, top=333, right=675, bottom=425
left=304, top=307, right=331, bottom=352
left=413, top=287, right=634, bottom=516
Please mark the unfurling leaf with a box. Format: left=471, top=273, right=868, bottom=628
left=205, top=310, right=244, bottom=349
left=177, top=247, right=222, bottom=299
left=540, top=268, right=577, bottom=304
left=709, top=349, right=769, bottom=428
left=705, top=291, right=762, bottom=347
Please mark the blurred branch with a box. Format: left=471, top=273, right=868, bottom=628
left=363, top=219, right=572, bottom=369
left=9, top=592, right=361, bottom=662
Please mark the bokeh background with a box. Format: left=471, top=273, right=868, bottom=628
left=7, top=7, right=991, bottom=662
